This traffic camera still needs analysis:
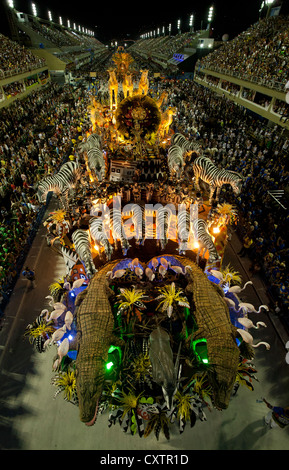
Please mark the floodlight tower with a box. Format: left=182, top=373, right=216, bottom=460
left=177, top=18, right=181, bottom=34
left=31, top=2, right=37, bottom=17
left=189, top=14, right=194, bottom=33
left=207, top=5, right=214, bottom=29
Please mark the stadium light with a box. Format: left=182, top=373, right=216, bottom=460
left=177, top=18, right=181, bottom=34
left=31, top=2, right=37, bottom=17
left=168, top=23, right=171, bottom=36
left=67, top=19, right=71, bottom=28
left=59, top=16, right=62, bottom=25
left=189, top=14, right=194, bottom=32
left=7, top=0, right=14, bottom=8
left=208, top=5, right=214, bottom=22
left=48, top=10, right=52, bottom=21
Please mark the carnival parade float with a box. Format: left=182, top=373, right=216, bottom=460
left=25, top=51, right=270, bottom=439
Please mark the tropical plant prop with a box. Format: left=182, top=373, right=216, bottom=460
left=216, top=203, right=238, bottom=225
left=155, top=282, right=190, bottom=317
left=220, top=264, right=242, bottom=286
left=48, top=277, right=66, bottom=299
left=24, top=310, right=56, bottom=352
left=143, top=403, right=171, bottom=440
left=51, top=368, right=78, bottom=403
left=117, top=287, right=147, bottom=322
left=234, top=359, right=258, bottom=391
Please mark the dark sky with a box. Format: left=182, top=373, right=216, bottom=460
left=0, top=0, right=287, bottom=43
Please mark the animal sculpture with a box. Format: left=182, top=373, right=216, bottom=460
left=75, top=261, right=124, bottom=425
left=71, top=229, right=97, bottom=279
left=193, top=156, right=243, bottom=203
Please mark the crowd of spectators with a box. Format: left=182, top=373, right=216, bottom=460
left=154, top=77, right=289, bottom=322
left=196, top=15, right=289, bottom=90
left=0, top=33, right=46, bottom=77
left=0, top=81, right=91, bottom=313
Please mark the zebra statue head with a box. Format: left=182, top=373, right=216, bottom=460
left=226, top=171, right=244, bottom=196
left=177, top=240, right=188, bottom=256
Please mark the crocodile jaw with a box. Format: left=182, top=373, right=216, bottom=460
left=85, top=400, right=99, bottom=426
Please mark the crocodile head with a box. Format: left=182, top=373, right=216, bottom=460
left=206, top=337, right=240, bottom=410
left=76, top=358, right=105, bottom=426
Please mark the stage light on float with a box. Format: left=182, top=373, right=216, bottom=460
left=212, top=226, right=220, bottom=234
left=193, top=241, right=200, bottom=250
left=106, top=361, right=114, bottom=371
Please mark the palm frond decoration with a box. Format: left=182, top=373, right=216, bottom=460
left=130, top=353, right=152, bottom=385
left=216, top=203, right=238, bottom=225
left=235, top=359, right=258, bottom=391
left=51, top=369, right=78, bottom=403
left=144, top=404, right=170, bottom=440
left=24, top=318, right=55, bottom=352
left=116, top=389, right=144, bottom=422
left=48, top=209, right=68, bottom=223
left=117, top=287, right=147, bottom=322
left=48, top=277, right=66, bottom=298
left=190, top=372, right=213, bottom=402
left=220, top=264, right=242, bottom=286
left=155, top=282, right=190, bottom=317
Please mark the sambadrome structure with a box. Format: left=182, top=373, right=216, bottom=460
left=26, top=53, right=270, bottom=438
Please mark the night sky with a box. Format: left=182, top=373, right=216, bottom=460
left=0, top=0, right=287, bottom=43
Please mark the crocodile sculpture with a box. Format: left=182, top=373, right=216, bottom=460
left=75, top=260, right=124, bottom=426
left=174, top=255, right=240, bottom=410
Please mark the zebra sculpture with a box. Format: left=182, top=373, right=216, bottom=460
left=89, top=216, right=113, bottom=261
left=167, top=144, right=184, bottom=179
left=36, top=161, right=81, bottom=208
left=71, top=229, right=97, bottom=279
left=177, top=208, right=191, bottom=255
left=171, top=132, right=201, bottom=155
left=78, top=133, right=102, bottom=153
left=130, top=204, right=145, bottom=246
left=156, top=205, right=173, bottom=251
left=192, top=218, right=220, bottom=263
left=130, top=204, right=172, bottom=251
left=87, top=147, right=106, bottom=181
left=108, top=207, right=131, bottom=255
left=192, top=155, right=243, bottom=203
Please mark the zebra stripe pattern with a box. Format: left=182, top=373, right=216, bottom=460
left=130, top=204, right=145, bottom=246
left=171, top=132, right=201, bottom=154
left=193, top=156, right=243, bottom=202
left=89, top=216, right=113, bottom=261
left=155, top=205, right=172, bottom=250
left=192, top=218, right=219, bottom=262
left=37, top=161, right=81, bottom=203
left=109, top=207, right=130, bottom=255
left=78, top=132, right=102, bottom=153
left=167, top=144, right=184, bottom=178
left=87, top=147, right=105, bottom=181
left=177, top=209, right=191, bottom=254
left=71, top=229, right=97, bottom=279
